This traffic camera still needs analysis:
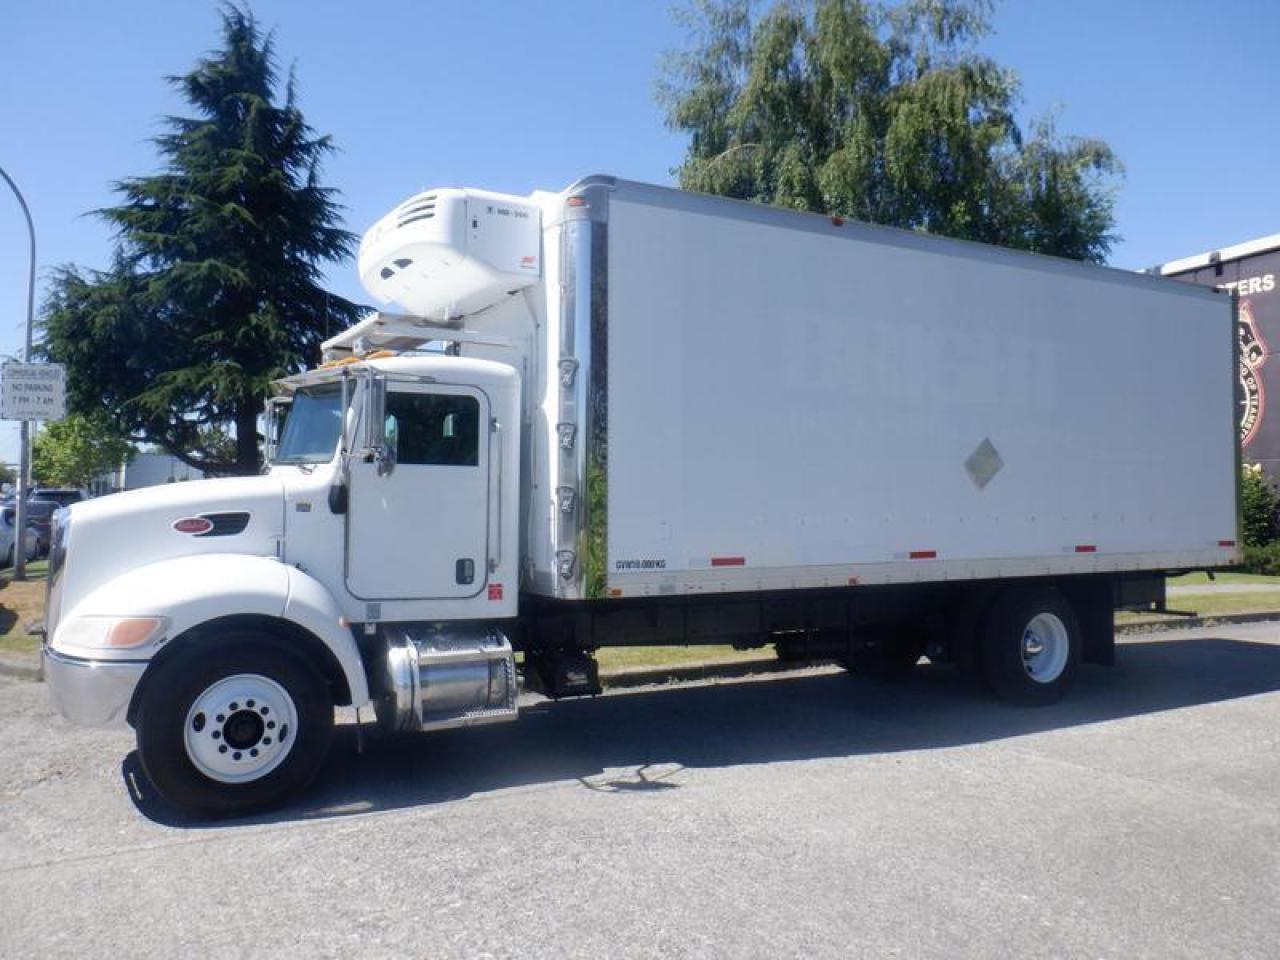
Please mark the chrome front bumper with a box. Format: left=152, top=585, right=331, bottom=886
left=42, top=646, right=147, bottom=728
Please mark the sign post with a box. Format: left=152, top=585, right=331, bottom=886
left=1, top=164, right=39, bottom=582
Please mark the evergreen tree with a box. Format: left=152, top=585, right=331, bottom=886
left=660, top=0, right=1120, bottom=262
left=41, top=5, right=359, bottom=474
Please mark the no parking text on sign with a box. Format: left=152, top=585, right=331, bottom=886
left=0, top=362, right=66, bottom=421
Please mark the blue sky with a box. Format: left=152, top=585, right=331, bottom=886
left=2, top=0, right=1278, bottom=466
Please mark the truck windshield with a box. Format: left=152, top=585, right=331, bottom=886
left=275, top=385, right=344, bottom=464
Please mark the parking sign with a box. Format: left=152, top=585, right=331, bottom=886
left=0, top=362, right=67, bottom=421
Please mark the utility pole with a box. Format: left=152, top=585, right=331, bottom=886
left=0, top=164, right=37, bottom=581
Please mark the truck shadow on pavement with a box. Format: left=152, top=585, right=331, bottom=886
left=124, top=633, right=1280, bottom=828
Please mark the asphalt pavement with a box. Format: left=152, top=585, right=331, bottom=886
left=2, top=622, right=1279, bottom=959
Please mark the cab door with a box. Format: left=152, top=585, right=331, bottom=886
left=346, top=384, right=490, bottom=600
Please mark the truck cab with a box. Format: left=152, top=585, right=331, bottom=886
left=266, top=355, right=520, bottom=623
left=42, top=187, right=544, bottom=815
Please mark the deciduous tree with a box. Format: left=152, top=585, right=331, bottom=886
left=660, top=0, right=1120, bottom=262
left=32, top=414, right=132, bottom=490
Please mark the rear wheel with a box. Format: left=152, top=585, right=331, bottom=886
left=135, top=636, right=334, bottom=817
left=981, top=587, right=1080, bottom=705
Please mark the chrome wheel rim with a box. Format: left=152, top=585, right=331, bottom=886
left=183, top=674, right=298, bottom=784
left=1021, top=613, right=1069, bottom=684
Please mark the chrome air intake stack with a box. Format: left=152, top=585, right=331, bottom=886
left=374, top=624, right=518, bottom=733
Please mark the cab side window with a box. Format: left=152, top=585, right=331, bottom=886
left=384, top=393, right=480, bottom=466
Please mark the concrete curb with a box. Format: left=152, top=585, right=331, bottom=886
left=0, top=652, right=41, bottom=682
left=1115, top=610, right=1280, bottom=634
left=600, top=657, right=794, bottom=691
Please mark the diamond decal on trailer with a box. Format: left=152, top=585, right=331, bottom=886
left=965, top=437, right=1004, bottom=490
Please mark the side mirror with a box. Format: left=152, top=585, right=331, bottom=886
left=262, top=396, right=290, bottom=466
left=364, top=376, right=386, bottom=451
left=376, top=416, right=398, bottom=477
left=362, top=377, right=397, bottom=477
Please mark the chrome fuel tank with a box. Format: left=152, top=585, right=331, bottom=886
left=374, top=623, right=517, bottom=733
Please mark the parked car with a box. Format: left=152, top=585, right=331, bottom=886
left=2, top=491, right=84, bottom=559
left=29, top=488, right=86, bottom=508
left=2, top=499, right=60, bottom=557
left=0, top=509, right=38, bottom=568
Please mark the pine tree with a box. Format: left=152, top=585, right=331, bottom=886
left=41, top=5, right=359, bottom=474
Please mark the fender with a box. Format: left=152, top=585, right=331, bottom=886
left=53, top=553, right=371, bottom=709
left=281, top=562, right=370, bottom=706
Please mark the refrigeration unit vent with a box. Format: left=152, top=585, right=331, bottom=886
left=397, top=196, right=437, bottom=228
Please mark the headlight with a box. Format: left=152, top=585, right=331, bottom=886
left=55, top=616, right=170, bottom=656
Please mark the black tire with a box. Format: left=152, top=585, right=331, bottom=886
left=135, top=635, right=334, bottom=817
left=981, top=586, right=1080, bottom=705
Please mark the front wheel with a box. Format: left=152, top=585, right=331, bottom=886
left=981, top=587, right=1080, bottom=705
left=135, top=636, right=334, bottom=817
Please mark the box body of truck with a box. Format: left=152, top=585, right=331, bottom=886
left=524, top=180, right=1237, bottom=601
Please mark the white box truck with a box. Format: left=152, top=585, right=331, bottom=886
left=42, top=177, right=1239, bottom=816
